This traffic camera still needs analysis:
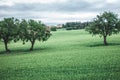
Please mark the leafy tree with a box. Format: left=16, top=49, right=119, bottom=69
left=19, top=19, right=51, bottom=50
left=0, top=17, right=19, bottom=52
left=86, top=11, right=120, bottom=45
left=19, top=19, right=28, bottom=44
left=63, top=22, right=90, bottom=30
left=51, top=27, right=57, bottom=31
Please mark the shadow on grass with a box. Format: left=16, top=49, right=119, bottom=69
left=0, top=46, right=52, bottom=55
left=87, top=42, right=120, bottom=47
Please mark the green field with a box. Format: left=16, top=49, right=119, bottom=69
left=0, top=29, right=120, bottom=80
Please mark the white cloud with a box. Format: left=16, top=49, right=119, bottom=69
left=106, top=0, right=118, bottom=4
left=32, top=12, right=98, bottom=25
left=0, top=0, right=14, bottom=6
left=84, top=0, right=101, bottom=3
left=0, top=0, right=68, bottom=4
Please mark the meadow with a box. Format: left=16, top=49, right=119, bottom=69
left=0, top=29, right=120, bottom=80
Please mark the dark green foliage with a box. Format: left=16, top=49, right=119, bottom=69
left=0, top=18, right=51, bottom=52
left=66, top=27, right=73, bottom=30
left=0, top=17, right=19, bottom=52
left=86, top=11, right=120, bottom=45
left=51, top=27, right=57, bottom=31
left=19, top=19, right=51, bottom=50
left=63, top=22, right=90, bottom=30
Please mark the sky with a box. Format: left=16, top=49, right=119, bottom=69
left=0, top=0, right=120, bottom=26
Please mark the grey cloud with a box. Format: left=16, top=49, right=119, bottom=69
left=0, top=0, right=102, bottom=12
left=0, top=0, right=120, bottom=25
left=0, top=0, right=119, bottom=13
left=0, top=0, right=93, bottom=19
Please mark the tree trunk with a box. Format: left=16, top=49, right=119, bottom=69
left=103, top=36, right=108, bottom=45
left=4, top=40, right=10, bottom=52
left=30, top=40, right=35, bottom=51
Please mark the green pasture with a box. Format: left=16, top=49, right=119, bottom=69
left=0, top=29, right=120, bottom=80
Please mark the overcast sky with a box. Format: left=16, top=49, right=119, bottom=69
left=0, top=0, right=120, bottom=25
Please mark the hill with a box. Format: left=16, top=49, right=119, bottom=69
left=0, top=29, right=120, bottom=80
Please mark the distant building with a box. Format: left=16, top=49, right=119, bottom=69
left=57, top=24, right=63, bottom=28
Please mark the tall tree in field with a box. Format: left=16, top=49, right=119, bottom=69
left=19, top=19, right=51, bottom=50
left=86, top=11, right=120, bottom=45
left=0, top=17, right=19, bottom=52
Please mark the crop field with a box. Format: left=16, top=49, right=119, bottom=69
left=0, top=29, right=120, bottom=80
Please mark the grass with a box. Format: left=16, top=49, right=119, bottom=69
left=0, top=29, right=120, bottom=80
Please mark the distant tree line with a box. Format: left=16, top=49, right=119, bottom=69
left=0, top=17, right=51, bottom=52
left=62, top=22, right=92, bottom=30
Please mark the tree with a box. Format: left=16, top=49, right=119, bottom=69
left=19, top=19, right=51, bottom=51
left=51, top=26, right=57, bottom=31
left=63, top=22, right=90, bottom=30
left=0, top=17, right=19, bottom=52
left=19, top=19, right=28, bottom=44
left=86, top=11, right=120, bottom=45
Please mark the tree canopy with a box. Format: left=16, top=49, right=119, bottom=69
left=0, top=18, right=51, bottom=52
left=19, top=19, right=51, bottom=50
left=86, top=11, right=120, bottom=45
left=0, top=17, right=19, bottom=52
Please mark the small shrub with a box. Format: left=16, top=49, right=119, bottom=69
left=51, top=27, right=57, bottom=31
left=66, top=27, right=73, bottom=30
